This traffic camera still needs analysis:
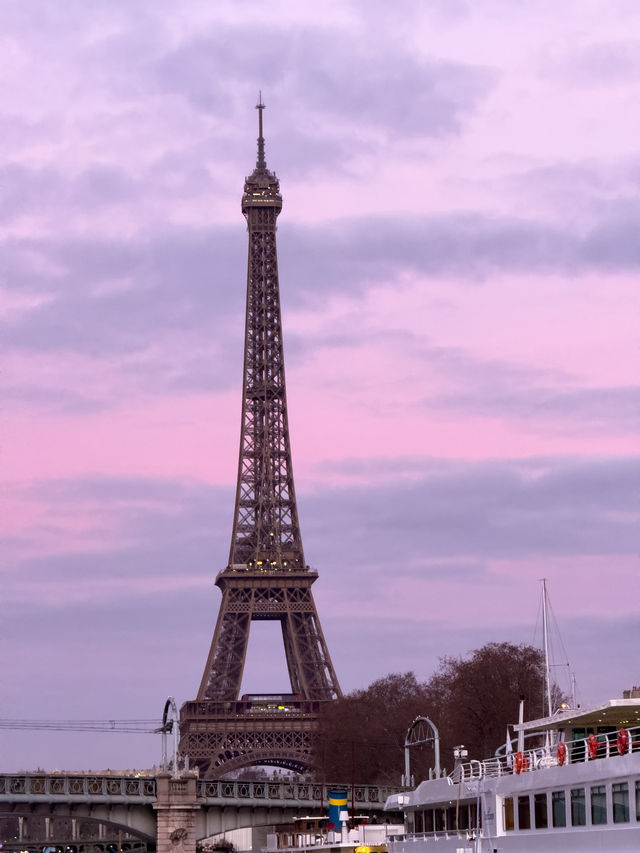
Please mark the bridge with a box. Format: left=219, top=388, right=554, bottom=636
left=0, top=772, right=399, bottom=853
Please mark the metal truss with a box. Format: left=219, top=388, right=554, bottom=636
left=230, top=136, right=301, bottom=571
left=179, top=711, right=315, bottom=777
left=180, top=100, right=341, bottom=777
left=196, top=573, right=340, bottom=702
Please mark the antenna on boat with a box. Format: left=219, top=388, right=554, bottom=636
left=538, top=579, right=576, bottom=713
left=517, top=695, right=525, bottom=753
left=542, top=579, right=553, bottom=718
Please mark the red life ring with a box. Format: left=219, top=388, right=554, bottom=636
left=514, top=751, right=523, bottom=774
left=587, top=733, right=598, bottom=760
left=617, top=728, right=629, bottom=755
left=557, top=741, right=566, bottom=766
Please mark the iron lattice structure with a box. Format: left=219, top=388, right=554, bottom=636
left=180, top=100, right=341, bottom=778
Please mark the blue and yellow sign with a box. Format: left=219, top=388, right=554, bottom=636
left=328, top=788, right=348, bottom=829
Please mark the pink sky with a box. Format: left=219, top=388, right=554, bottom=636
left=1, top=0, right=639, bottom=772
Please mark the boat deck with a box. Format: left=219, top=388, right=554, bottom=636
left=451, top=720, right=640, bottom=782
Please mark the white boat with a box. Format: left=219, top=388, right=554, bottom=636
left=384, top=694, right=640, bottom=851
left=264, top=814, right=402, bottom=853
left=385, top=580, right=640, bottom=851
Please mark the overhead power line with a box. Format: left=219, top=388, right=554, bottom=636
left=0, top=719, right=164, bottom=734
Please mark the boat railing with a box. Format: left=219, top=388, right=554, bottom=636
left=449, top=721, right=640, bottom=782
left=565, top=722, right=640, bottom=763
left=387, top=829, right=478, bottom=843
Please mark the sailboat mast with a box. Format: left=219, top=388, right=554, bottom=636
left=542, top=578, right=553, bottom=717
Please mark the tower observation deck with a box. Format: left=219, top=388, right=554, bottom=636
left=179, top=98, right=341, bottom=777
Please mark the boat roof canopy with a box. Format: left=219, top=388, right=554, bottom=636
left=515, top=699, right=640, bottom=733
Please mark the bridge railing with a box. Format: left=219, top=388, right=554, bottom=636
left=197, top=780, right=396, bottom=805
left=1, top=775, right=396, bottom=808
left=0, top=774, right=156, bottom=799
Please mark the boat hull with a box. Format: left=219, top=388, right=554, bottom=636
left=389, top=826, right=640, bottom=852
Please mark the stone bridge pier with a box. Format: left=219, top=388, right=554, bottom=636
left=154, top=774, right=200, bottom=853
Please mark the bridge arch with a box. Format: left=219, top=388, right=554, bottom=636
left=0, top=808, right=155, bottom=851
left=211, top=749, right=312, bottom=777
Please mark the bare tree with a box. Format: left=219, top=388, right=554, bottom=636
left=427, top=642, right=550, bottom=761
left=312, top=642, right=553, bottom=783
left=313, top=673, right=430, bottom=785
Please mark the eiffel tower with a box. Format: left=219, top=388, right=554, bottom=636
left=179, top=98, right=341, bottom=778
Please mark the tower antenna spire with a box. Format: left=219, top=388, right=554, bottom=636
left=256, top=91, right=266, bottom=170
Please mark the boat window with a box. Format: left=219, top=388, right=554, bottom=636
left=446, top=807, right=456, bottom=831
left=424, top=809, right=434, bottom=833
left=552, top=791, right=566, bottom=827
left=590, top=785, right=607, bottom=825
left=433, top=808, right=444, bottom=833
left=534, top=792, right=548, bottom=828
left=612, top=782, right=629, bottom=823
left=571, top=729, right=586, bottom=763
left=457, top=804, right=468, bottom=831
left=601, top=727, right=617, bottom=755
left=503, top=797, right=514, bottom=831
left=517, top=795, right=531, bottom=830
left=406, top=812, right=415, bottom=834
left=571, top=788, right=586, bottom=826
left=414, top=810, right=424, bottom=833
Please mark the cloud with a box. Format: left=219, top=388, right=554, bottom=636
left=151, top=26, right=495, bottom=138
left=554, top=39, right=640, bottom=86
left=1, top=225, right=244, bottom=356
left=2, top=383, right=108, bottom=415
left=6, top=454, right=635, bottom=611
left=304, top=454, right=638, bottom=567
left=279, top=202, right=640, bottom=307
left=429, top=355, right=640, bottom=432
left=0, top=163, right=139, bottom=225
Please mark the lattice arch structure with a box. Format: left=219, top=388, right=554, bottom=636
left=185, top=729, right=314, bottom=776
